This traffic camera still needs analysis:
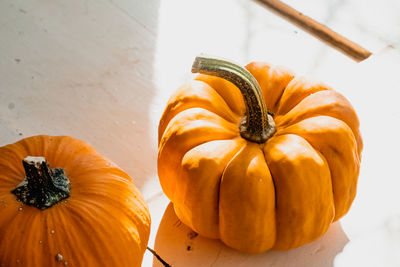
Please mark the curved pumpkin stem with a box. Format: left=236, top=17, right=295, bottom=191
left=11, top=156, right=70, bottom=210
left=191, top=55, right=275, bottom=143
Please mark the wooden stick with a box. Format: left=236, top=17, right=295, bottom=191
left=255, top=0, right=372, bottom=62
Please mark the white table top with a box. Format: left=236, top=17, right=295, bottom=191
left=1, top=0, right=399, bottom=266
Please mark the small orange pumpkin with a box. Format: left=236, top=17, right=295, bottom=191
left=158, top=55, right=362, bottom=253
left=0, top=135, right=150, bottom=266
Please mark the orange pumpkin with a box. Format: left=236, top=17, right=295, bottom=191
left=158, top=55, right=362, bottom=253
left=0, top=135, right=150, bottom=266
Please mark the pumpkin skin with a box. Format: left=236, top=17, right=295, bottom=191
left=158, top=58, right=362, bottom=253
left=0, top=135, right=150, bottom=267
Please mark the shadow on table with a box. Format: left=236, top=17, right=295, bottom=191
left=152, top=202, right=349, bottom=267
left=0, top=0, right=161, bottom=190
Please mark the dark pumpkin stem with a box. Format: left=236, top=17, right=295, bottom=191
left=146, top=247, right=172, bottom=267
left=191, top=55, right=275, bottom=143
left=11, top=156, right=70, bottom=210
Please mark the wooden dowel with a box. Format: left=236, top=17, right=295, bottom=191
left=255, top=0, right=372, bottom=62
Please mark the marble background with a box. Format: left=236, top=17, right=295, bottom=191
left=1, top=0, right=399, bottom=266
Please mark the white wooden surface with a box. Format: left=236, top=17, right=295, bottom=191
left=1, top=0, right=400, bottom=266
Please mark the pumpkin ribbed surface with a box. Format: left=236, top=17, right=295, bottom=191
left=0, top=135, right=150, bottom=266
left=158, top=60, right=361, bottom=253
